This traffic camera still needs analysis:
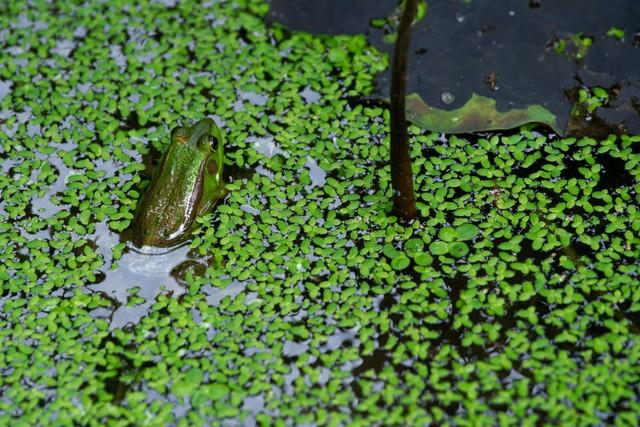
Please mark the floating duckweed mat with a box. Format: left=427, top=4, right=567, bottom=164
left=1, top=0, right=639, bottom=425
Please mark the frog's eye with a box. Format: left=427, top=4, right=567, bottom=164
left=208, top=135, right=219, bottom=151
left=199, top=134, right=218, bottom=151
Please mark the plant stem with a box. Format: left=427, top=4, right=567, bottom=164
left=390, top=0, right=418, bottom=220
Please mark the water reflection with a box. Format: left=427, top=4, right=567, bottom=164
left=88, top=222, right=190, bottom=329
left=87, top=221, right=252, bottom=330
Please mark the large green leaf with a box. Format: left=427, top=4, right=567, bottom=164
left=406, top=92, right=562, bottom=134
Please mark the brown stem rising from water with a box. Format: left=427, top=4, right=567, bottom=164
left=390, top=0, right=418, bottom=220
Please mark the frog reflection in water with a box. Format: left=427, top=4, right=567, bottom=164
left=132, top=118, right=226, bottom=248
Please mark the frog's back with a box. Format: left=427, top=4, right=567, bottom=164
left=132, top=150, right=205, bottom=247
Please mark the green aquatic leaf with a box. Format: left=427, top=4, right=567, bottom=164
left=448, top=242, right=469, bottom=258
left=438, top=226, right=457, bottom=242
left=455, top=223, right=479, bottom=241
left=429, top=240, right=449, bottom=255
left=404, top=238, right=425, bottom=256
left=208, top=383, right=230, bottom=400
left=391, top=255, right=411, bottom=270
left=405, top=92, right=562, bottom=134
left=172, top=368, right=204, bottom=398
left=413, top=252, right=433, bottom=266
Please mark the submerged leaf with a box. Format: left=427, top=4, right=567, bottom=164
left=405, top=93, right=562, bottom=135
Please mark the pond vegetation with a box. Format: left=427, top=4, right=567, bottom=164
left=1, top=0, right=639, bottom=424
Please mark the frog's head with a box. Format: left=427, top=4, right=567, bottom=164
left=171, top=118, right=225, bottom=183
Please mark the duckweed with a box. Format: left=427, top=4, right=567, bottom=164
left=1, top=0, right=639, bottom=425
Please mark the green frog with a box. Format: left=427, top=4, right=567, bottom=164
left=132, top=118, right=226, bottom=247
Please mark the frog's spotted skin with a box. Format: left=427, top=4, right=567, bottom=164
left=132, top=118, right=226, bottom=247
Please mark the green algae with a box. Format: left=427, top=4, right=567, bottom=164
left=0, top=0, right=639, bottom=425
